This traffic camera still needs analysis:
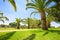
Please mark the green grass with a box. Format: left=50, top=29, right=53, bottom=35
left=0, top=28, right=16, bottom=30
left=0, top=28, right=60, bottom=40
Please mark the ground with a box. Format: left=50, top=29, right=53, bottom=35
left=0, top=28, right=60, bottom=40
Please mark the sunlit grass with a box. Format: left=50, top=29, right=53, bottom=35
left=0, top=28, right=16, bottom=30
left=0, top=28, right=60, bottom=40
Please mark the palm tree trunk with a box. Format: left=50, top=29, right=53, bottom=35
left=39, top=10, right=48, bottom=30
left=28, top=23, right=30, bottom=29
left=28, top=18, right=30, bottom=29
left=17, top=23, right=20, bottom=29
left=48, top=22, right=50, bottom=28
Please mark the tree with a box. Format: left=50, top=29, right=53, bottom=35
left=27, top=18, right=30, bottom=29
left=30, top=11, right=41, bottom=28
left=23, top=18, right=31, bottom=29
left=31, top=18, right=41, bottom=28
left=3, top=0, right=17, bottom=11
left=46, top=3, right=60, bottom=28
left=46, top=14, right=57, bottom=28
left=15, top=18, right=22, bottom=29
left=9, top=22, right=17, bottom=28
left=23, top=18, right=41, bottom=29
left=26, top=0, right=52, bottom=30
left=0, top=11, right=9, bottom=23
left=45, top=0, right=60, bottom=28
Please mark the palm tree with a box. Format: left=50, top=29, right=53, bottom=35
left=0, top=11, right=9, bottom=23
left=46, top=4, right=60, bottom=27
left=15, top=18, right=22, bottom=29
left=26, top=0, right=52, bottom=30
left=46, top=14, right=57, bottom=28
left=27, top=18, right=30, bottom=29
left=23, top=18, right=40, bottom=29
left=3, top=0, right=17, bottom=11
left=23, top=18, right=31, bottom=29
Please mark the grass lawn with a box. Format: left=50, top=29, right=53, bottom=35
left=0, top=28, right=16, bottom=30
left=0, top=28, right=60, bottom=40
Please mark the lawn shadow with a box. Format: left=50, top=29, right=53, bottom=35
left=43, top=31, right=49, bottom=36
left=23, top=34, right=36, bottom=40
left=43, top=30, right=60, bottom=36
left=0, top=31, right=16, bottom=40
left=48, top=30, right=60, bottom=34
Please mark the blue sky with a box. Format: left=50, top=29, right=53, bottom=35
left=0, top=0, right=60, bottom=27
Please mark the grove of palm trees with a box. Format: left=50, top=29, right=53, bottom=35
left=0, top=0, right=60, bottom=40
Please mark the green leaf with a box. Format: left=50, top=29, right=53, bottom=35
left=9, top=0, right=17, bottom=11
left=30, top=11, right=39, bottom=17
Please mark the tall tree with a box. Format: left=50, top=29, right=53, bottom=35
left=15, top=18, right=22, bottom=29
left=23, top=18, right=31, bottom=29
left=46, top=14, right=57, bottom=28
left=26, top=0, right=52, bottom=30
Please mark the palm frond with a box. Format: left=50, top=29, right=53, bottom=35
left=30, top=11, right=39, bottom=17
left=9, top=0, right=17, bottom=11
left=31, top=0, right=35, bottom=3
left=0, top=19, right=5, bottom=23
left=26, top=0, right=29, bottom=3
left=52, top=0, right=60, bottom=3
left=4, top=17, right=9, bottom=21
left=26, top=3, right=36, bottom=7
left=44, top=0, right=52, bottom=8
left=0, top=16, right=9, bottom=21
left=26, top=6, right=38, bottom=10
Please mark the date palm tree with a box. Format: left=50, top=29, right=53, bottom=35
left=46, top=14, right=57, bottom=28
left=23, top=18, right=32, bottom=29
left=15, top=18, right=22, bottom=29
left=26, top=0, right=52, bottom=30
left=46, top=4, right=60, bottom=27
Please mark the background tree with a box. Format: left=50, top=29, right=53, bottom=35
left=15, top=18, right=22, bottom=29
left=23, top=18, right=41, bottom=29
left=23, top=18, right=32, bottom=29
left=46, top=14, right=57, bottom=28
left=30, top=18, right=41, bottom=29
left=0, top=11, right=9, bottom=23
left=30, top=11, right=41, bottom=28
left=9, top=22, right=17, bottom=28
